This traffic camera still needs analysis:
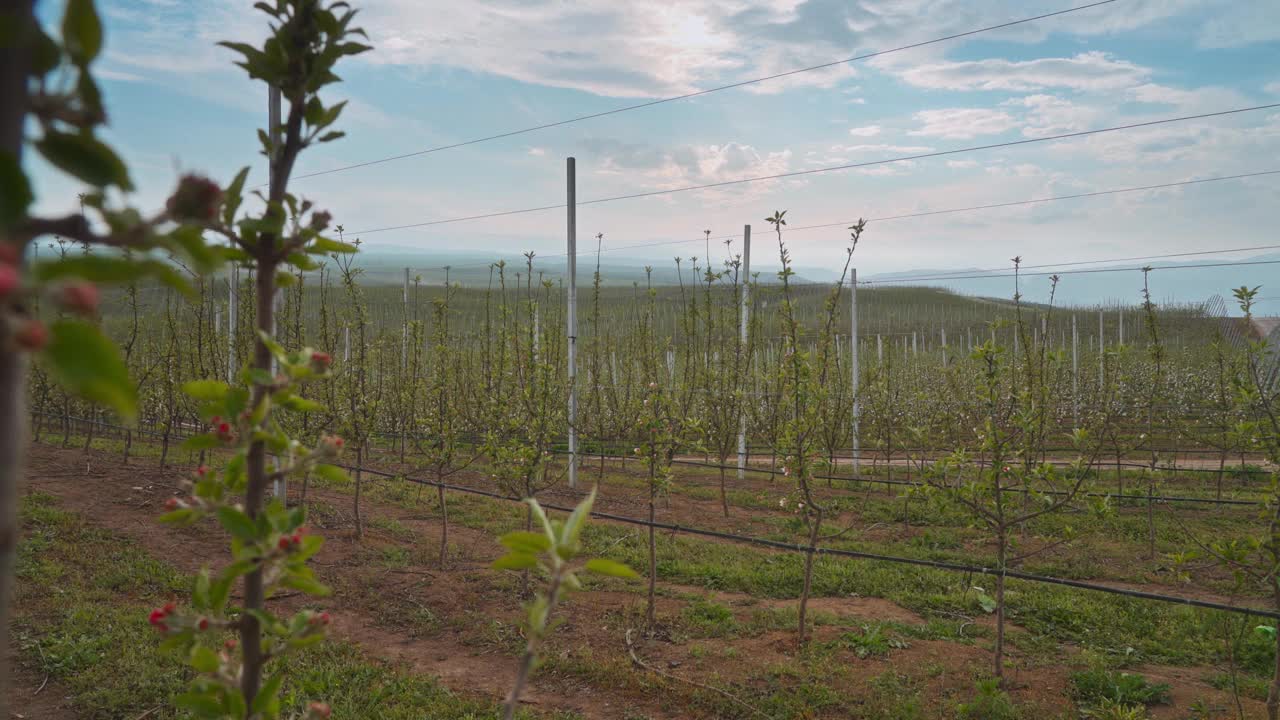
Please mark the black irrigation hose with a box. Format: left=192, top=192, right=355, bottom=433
left=340, top=462, right=1280, bottom=620
left=28, top=411, right=1280, bottom=618
left=549, top=448, right=1268, bottom=507
left=42, top=411, right=1266, bottom=507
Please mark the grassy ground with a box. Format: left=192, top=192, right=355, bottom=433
left=11, top=491, right=568, bottom=720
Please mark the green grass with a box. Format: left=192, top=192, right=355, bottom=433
left=12, top=492, right=572, bottom=720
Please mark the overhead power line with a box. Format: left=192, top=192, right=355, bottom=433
left=397, top=169, right=1280, bottom=274
left=291, top=0, right=1122, bottom=183
left=352, top=104, right=1280, bottom=236
left=857, top=259, right=1280, bottom=286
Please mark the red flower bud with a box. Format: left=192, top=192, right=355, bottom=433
left=167, top=175, right=223, bottom=223
left=196, top=465, right=208, bottom=478
left=149, top=609, right=165, bottom=625
left=58, top=282, right=99, bottom=316
left=210, top=416, right=222, bottom=425
left=197, top=617, right=209, bottom=631
left=309, top=211, right=333, bottom=232
left=0, top=264, right=18, bottom=297
left=164, top=497, right=179, bottom=511
left=224, top=639, right=237, bottom=651
left=309, top=351, right=332, bottom=372
left=278, top=536, right=292, bottom=551
left=308, top=702, right=332, bottom=718
left=218, top=422, right=231, bottom=434
left=163, top=602, right=176, bottom=614
left=13, top=319, right=47, bottom=352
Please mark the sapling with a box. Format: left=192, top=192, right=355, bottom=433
left=922, top=331, right=1112, bottom=684
left=767, top=210, right=863, bottom=646
left=1185, top=285, right=1280, bottom=720
left=0, top=0, right=280, bottom=710
left=493, top=488, right=636, bottom=719
left=149, top=1, right=370, bottom=715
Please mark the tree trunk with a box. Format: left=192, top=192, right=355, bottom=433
left=718, top=464, right=729, bottom=517
left=353, top=445, right=364, bottom=540
left=647, top=466, right=657, bottom=630
left=1269, top=585, right=1280, bottom=720
left=437, top=471, right=448, bottom=569
left=798, top=510, right=822, bottom=647
left=0, top=351, right=28, bottom=720
left=240, top=255, right=278, bottom=709
left=995, top=530, right=1007, bottom=683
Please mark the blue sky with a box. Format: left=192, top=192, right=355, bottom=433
left=26, top=0, right=1280, bottom=299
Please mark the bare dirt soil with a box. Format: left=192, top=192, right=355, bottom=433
left=11, top=443, right=1267, bottom=719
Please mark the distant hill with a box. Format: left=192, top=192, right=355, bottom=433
left=312, top=245, right=1278, bottom=314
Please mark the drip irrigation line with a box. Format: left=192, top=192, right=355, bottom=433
left=290, top=0, right=1123, bottom=184
left=547, top=447, right=1267, bottom=507
left=38, top=412, right=1270, bottom=505
left=351, top=104, right=1280, bottom=238
left=35, top=416, right=1280, bottom=612
left=338, top=461, right=1280, bottom=619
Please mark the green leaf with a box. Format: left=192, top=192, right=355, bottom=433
left=561, top=486, right=597, bottom=550
left=251, top=673, right=284, bottom=714
left=35, top=131, right=132, bottom=190
left=166, top=225, right=220, bottom=273
left=174, top=693, right=223, bottom=716
left=584, top=558, right=638, bottom=578
left=216, top=507, right=258, bottom=542
left=0, top=150, right=33, bottom=227
left=313, top=464, right=348, bottom=484
left=222, top=167, right=250, bottom=225
left=181, top=434, right=220, bottom=452
left=500, top=531, right=551, bottom=555
left=62, top=0, right=103, bottom=63
left=189, top=645, right=220, bottom=673
left=34, top=256, right=193, bottom=297
left=278, top=394, right=323, bottom=413
left=42, top=320, right=137, bottom=422
left=183, top=379, right=229, bottom=401
left=281, top=573, right=330, bottom=597
left=309, top=236, right=358, bottom=254
left=493, top=552, right=538, bottom=571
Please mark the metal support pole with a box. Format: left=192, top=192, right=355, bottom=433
left=402, top=267, right=410, bottom=368
left=1072, top=314, right=1079, bottom=426
left=228, top=273, right=237, bottom=382
left=1098, top=309, right=1105, bottom=390
left=737, top=225, right=750, bottom=481
left=267, top=83, right=285, bottom=500
left=566, top=157, right=578, bottom=489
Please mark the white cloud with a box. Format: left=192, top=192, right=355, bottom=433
left=848, top=125, right=882, bottom=137
left=909, top=109, right=1018, bottom=139
left=1128, top=83, right=1252, bottom=112
left=1267, top=82, right=1280, bottom=96
left=528, top=147, right=547, bottom=157
left=1197, top=3, right=1280, bottom=48
left=1003, top=95, right=1101, bottom=138
left=898, top=52, right=1150, bottom=92
left=583, top=138, right=793, bottom=201
left=946, top=160, right=979, bottom=169
left=831, top=143, right=935, bottom=155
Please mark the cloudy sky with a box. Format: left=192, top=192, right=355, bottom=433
left=27, top=0, right=1280, bottom=296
